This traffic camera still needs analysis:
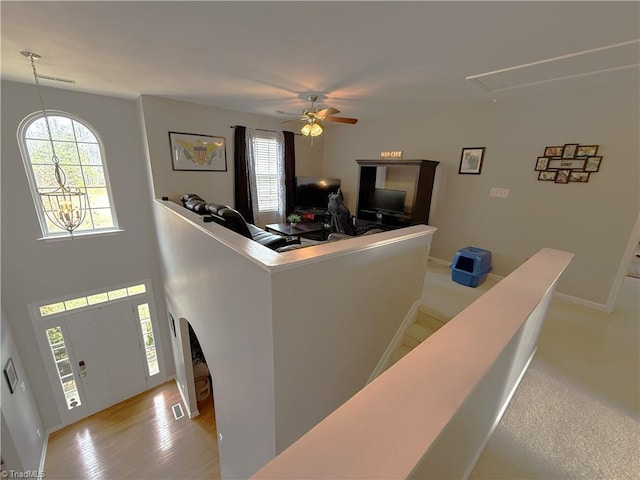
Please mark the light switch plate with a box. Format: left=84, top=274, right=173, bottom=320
left=490, top=187, right=509, bottom=198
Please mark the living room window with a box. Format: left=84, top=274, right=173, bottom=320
left=252, top=134, right=281, bottom=212
left=248, top=130, right=285, bottom=224
left=18, top=110, right=119, bottom=238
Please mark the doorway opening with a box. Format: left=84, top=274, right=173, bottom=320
left=609, top=214, right=640, bottom=311
left=188, top=323, right=213, bottom=407
left=30, top=280, right=165, bottom=426
left=626, top=242, right=640, bottom=279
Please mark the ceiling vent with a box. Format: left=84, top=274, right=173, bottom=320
left=467, top=40, right=639, bottom=94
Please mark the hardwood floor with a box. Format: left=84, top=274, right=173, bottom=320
left=44, top=381, right=220, bottom=479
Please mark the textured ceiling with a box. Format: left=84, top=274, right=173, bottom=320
left=1, top=1, right=638, bottom=121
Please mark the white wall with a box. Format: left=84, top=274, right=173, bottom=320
left=270, top=232, right=430, bottom=450
left=322, top=75, right=639, bottom=306
left=153, top=202, right=277, bottom=480
left=0, top=80, right=172, bottom=429
left=138, top=95, right=324, bottom=204
left=1, top=309, right=46, bottom=473
left=251, top=248, right=573, bottom=480
left=409, top=290, right=555, bottom=479
left=153, top=200, right=435, bottom=478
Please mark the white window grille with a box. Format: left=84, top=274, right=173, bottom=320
left=18, top=110, right=119, bottom=238
left=45, top=326, right=82, bottom=410
left=136, top=303, right=160, bottom=376
left=251, top=135, right=280, bottom=213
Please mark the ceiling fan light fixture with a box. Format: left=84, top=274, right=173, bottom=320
left=294, top=94, right=355, bottom=144
left=309, top=122, right=323, bottom=136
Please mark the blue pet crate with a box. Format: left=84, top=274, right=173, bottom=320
left=450, top=246, right=493, bottom=287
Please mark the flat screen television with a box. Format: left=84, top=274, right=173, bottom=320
left=294, top=176, right=341, bottom=210
left=371, top=188, right=406, bottom=214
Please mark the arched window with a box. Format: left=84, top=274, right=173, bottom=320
left=18, top=111, right=119, bottom=238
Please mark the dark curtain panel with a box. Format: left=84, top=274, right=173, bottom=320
left=233, top=125, right=254, bottom=223
left=283, top=131, right=296, bottom=215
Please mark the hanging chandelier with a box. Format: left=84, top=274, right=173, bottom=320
left=22, top=51, right=86, bottom=236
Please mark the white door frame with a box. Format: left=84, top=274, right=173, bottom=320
left=29, top=279, right=167, bottom=426
left=607, top=214, right=640, bottom=312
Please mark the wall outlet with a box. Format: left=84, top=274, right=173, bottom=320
left=490, top=187, right=509, bottom=198
left=21, top=381, right=26, bottom=393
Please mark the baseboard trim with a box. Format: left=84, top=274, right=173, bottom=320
left=39, top=432, right=48, bottom=474
left=553, top=292, right=609, bottom=312
left=40, top=424, right=64, bottom=473
left=367, top=299, right=421, bottom=384
left=428, top=256, right=450, bottom=267
left=174, top=377, right=199, bottom=418
left=462, top=348, right=537, bottom=479
left=429, top=256, right=609, bottom=311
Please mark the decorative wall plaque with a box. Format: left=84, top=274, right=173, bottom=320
left=380, top=150, right=403, bottom=160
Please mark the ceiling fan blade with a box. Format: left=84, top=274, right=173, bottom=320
left=275, top=110, right=300, bottom=116
left=323, top=116, right=358, bottom=124
left=316, top=107, right=340, bottom=118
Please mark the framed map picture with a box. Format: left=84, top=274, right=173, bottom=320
left=169, top=131, right=227, bottom=171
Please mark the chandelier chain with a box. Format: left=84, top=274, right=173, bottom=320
left=27, top=53, right=60, bottom=166
left=23, top=50, right=85, bottom=236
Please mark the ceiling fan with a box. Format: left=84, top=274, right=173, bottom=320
left=284, top=95, right=358, bottom=141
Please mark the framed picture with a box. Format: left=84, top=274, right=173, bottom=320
left=538, top=171, right=557, bottom=181
left=544, top=146, right=564, bottom=157
left=547, top=158, right=586, bottom=170
left=585, top=156, right=602, bottom=172
left=562, top=144, right=579, bottom=159
left=576, top=145, right=599, bottom=157
left=458, top=147, right=486, bottom=174
left=570, top=171, right=590, bottom=183
left=169, top=131, right=227, bottom=171
left=168, top=313, right=176, bottom=338
left=4, top=357, right=17, bottom=394
left=535, top=157, right=549, bottom=171
left=555, top=169, right=571, bottom=184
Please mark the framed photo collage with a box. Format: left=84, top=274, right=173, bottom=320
left=535, top=144, right=602, bottom=184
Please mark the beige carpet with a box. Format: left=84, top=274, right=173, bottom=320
left=470, top=358, right=639, bottom=479
left=424, top=261, right=640, bottom=479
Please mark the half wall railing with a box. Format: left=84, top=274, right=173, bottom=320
left=251, top=248, right=573, bottom=479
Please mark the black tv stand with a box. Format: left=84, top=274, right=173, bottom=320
left=295, top=207, right=331, bottom=223
left=297, top=208, right=327, bottom=215
left=359, top=209, right=411, bottom=228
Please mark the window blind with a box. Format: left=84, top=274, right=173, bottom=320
left=252, top=136, right=279, bottom=212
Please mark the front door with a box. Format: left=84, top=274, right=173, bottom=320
left=65, top=301, right=148, bottom=414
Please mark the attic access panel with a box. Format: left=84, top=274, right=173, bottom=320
left=467, top=40, right=639, bottom=94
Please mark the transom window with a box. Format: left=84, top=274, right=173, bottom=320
left=18, top=110, right=119, bottom=237
left=38, top=283, right=147, bottom=317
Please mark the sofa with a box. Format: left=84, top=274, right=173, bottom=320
left=181, top=194, right=301, bottom=251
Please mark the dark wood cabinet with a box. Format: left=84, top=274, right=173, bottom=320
left=355, top=159, right=439, bottom=228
